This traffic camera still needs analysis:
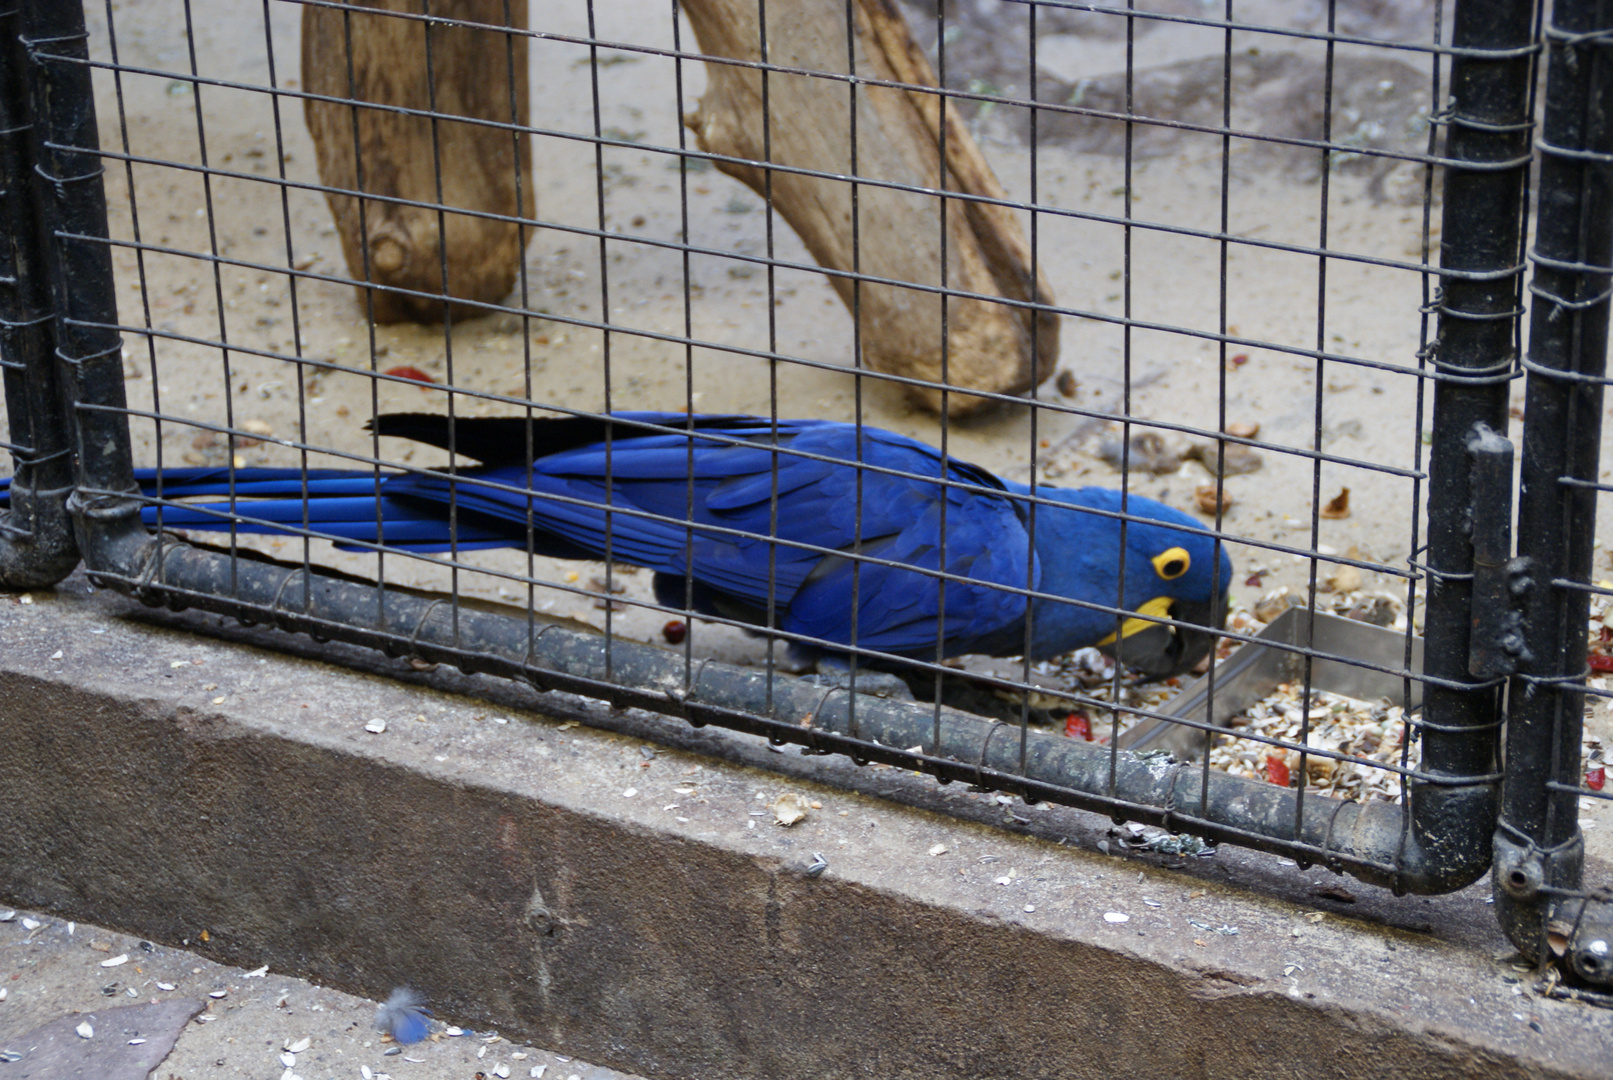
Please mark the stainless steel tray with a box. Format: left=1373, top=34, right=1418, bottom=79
left=1116, top=607, right=1424, bottom=760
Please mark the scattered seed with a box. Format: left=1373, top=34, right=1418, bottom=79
left=280, top=1052, right=297, bottom=1067
left=1103, top=912, right=1130, bottom=923
left=100, top=954, right=129, bottom=968
left=494, top=1065, right=511, bottom=1078
left=621, top=787, right=638, bottom=798
left=0, top=910, right=13, bottom=921
left=384, top=365, right=435, bottom=385
left=76, top=1020, right=93, bottom=1039
left=286, top=1036, right=310, bottom=1053
left=1194, top=484, right=1232, bottom=514
left=806, top=853, right=829, bottom=878
left=21, top=918, right=40, bottom=930
left=49, top=650, right=62, bottom=660
left=245, top=965, right=268, bottom=977
left=128, top=1038, right=146, bottom=1045
left=1024, top=905, right=1036, bottom=913
left=771, top=793, right=808, bottom=826
left=208, top=989, right=227, bottom=998
left=928, top=843, right=948, bottom=856
left=365, top=718, right=387, bottom=734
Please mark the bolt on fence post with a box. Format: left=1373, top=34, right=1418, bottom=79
left=0, top=1, right=79, bottom=587
left=1499, top=0, right=1613, bottom=987
left=1413, top=0, right=1540, bottom=893
left=17, top=0, right=146, bottom=572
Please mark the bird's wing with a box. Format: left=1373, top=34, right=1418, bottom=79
left=381, top=419, right=1037, bottom=653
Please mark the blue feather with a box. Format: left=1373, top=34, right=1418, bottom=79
left=0, top=413, right=1232, bottom=673
left=374, top=987, right=432, bottom=1044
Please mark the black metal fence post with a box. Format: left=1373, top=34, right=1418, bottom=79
left=16, top=0, right=145, bottom=572
left=1410, top=0, right=1540, bottom=892
left=0, top=0, right=79, bottom=587
left=1498, top=0, right=1613, bottom=987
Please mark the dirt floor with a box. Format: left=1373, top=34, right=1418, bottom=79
left=6, top=5, right=1610, bottom=850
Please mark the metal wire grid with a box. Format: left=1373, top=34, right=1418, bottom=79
left=2, top=0, right=1543, bottom=897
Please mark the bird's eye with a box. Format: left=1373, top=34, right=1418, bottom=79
left=1152, top=547, right=1190, bottom=580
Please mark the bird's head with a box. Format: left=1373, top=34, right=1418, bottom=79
left=1098, top=504, right=1232, bottom=678
left=1030, top=485, right=1232, bottom=679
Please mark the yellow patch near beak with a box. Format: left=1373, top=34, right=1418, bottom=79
left=1097, top=595, right=1177, bottom=646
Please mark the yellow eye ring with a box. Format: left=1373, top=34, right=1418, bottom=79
left=1152, top=547, right=1190, bottom=580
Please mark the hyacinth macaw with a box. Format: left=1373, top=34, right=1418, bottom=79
left=0, top=412, right=1231, bottom=676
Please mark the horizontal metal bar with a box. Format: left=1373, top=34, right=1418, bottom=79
left=83, top=533, right=1475, bottom=892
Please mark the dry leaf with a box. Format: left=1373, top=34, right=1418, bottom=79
left=1320, top=488, right=1351, bottom=518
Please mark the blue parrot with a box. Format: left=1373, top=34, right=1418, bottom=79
left=0, top=412, right=1231, bottom=676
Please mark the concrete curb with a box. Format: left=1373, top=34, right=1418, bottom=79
left=1, top=575, right=1610, bottom=1079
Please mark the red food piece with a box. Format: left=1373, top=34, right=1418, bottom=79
left=662, top=619, right=688, bottom=645
left=384, top=365, right=435, bottom=385
left=1245, top=573, right=1264, bottom=587
left=1064, top=712, right=1093, bottom=741
left=1590, top=653, right=1613, bottom=673
left=1265, top=754, right=1291, bottom=787
left=1230, top=353, right=1250, bottom=367
left=1587, top=766, right=1606, bottom=792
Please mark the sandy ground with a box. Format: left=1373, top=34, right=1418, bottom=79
left=3, top=5, right=1610, bottom=841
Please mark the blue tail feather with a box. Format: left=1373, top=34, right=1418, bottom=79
left=0, top=467, right=514, bottom=552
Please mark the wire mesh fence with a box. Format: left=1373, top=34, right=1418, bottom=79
left=4, top=0, right=1613, bottom=989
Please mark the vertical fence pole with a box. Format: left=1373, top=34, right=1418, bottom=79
left=0, top=1, right=79, bottom=587
left=1498, top=0, right=1613, bottom=986
left=1416, top=0, right=1538, bottom=891
left=17, top=0, right=145, bottom=571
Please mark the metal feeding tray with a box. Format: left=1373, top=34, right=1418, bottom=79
left=1117, top=607, right=1425, bottom=761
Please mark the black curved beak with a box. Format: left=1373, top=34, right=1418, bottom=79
left=1098, top=592, right=1228, bottom=680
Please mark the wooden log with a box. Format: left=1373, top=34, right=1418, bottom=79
left=302, top=1, right=532, bottom=324
left=682, top=0, right=1058, bottom=416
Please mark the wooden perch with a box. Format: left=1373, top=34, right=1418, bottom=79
left=302, top=0, right=532, bottom=324
left=682, top=0, right=1058, bottom=415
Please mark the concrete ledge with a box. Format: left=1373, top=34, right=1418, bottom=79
left=1, top=574, right=1610, bottom=1079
